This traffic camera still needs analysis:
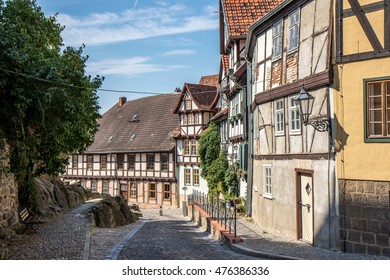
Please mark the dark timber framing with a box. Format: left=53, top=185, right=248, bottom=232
left=336, top=0, right=390, bottom=63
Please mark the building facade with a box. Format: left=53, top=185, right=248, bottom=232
left=218, top=0, right=283, bottom=198
left=172, top=79, right=219, bottom=205
left=62, top=94, right=180, bottom=208
left=246, top=0, right=338, bottom=249
left=334, top=0, right=390, bottom=256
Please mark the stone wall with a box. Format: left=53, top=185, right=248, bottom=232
left=339, top=179, right=390, bottom=257
left=0, top=139, right=19, bottom=228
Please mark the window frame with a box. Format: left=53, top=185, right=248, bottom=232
left=72, top=155, right=78, bottom=168
left=147, top=154, right=155, bottom=171
left=102, top=181, right=109, bottom=194
left=274, top=99, right=285, bottom=136
left=149, top=183, right=156, bottom=199
left=184, top=169, right=191, bottom=185
left=130, top=182, right=137, bottom=198
left=263, top=164, right=273, bottom=199
left=100, top=155, right=107, bottom=170
left=364, top=77, right=390, bottom=142
left=190, top=139, right=197, bottom=156
left=193, top=169, right=200, bottom=186
left=272, top=20, right=283, bottom=60
left=185, top=100, right=192, bottom=110
left=163, top=183, right=171, bottom=201
left=183, top=139, right=190, bottom=156
left=91, top=181, right=97, bottom=192
left=128, top=154, right=135, bottom=170
left=289, top=95, right=301, bottom=135
left=87, top=155, right=93, bottom=170
left=161, top=153, right=169, bottom=171
left=116, top=154, right=124, bottom=170
left=288, top=9, right=300, bottom=52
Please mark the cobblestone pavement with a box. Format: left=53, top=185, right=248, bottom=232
left=232, top=215, right=390, bottom=260
left=115, top=208, right=258, bottom=260
left=5, top=203, right=390, bottom=260
left=6, top=203, right=94, bottom=260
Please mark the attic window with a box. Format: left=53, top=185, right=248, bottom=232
left=130, top=134, right=136, bottom=140
left=131, top=114, right=140, bottom=122
left=108, top=136, right=114, bottom=142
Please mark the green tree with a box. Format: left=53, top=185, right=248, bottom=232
left=198, top=122, right=220, bottom=178
left=0, top=0, right=103, bottom=209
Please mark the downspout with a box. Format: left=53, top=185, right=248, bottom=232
left=244, top=54, right=253, bottom=216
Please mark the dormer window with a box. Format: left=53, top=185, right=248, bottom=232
left=131, top=114, right=140, bottom=122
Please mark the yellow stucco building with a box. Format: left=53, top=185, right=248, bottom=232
left=333, top=0, right=390, bottom=257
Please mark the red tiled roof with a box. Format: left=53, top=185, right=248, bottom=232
left=222, top=55, right=230, bottom=74
left=86, top=94, right=180, bottom=153
left=199, top=74, right=219, bottom=87
left=222, top=0, right=283, bottom=37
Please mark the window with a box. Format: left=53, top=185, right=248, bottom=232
left=289, top=96, right=301, bottom=134
left=182, top=114, right=187, bottom=125
left=91, top=181, right=97, bottom=192
left=130, top=182, right=137, bottom=197
left=195, top=113, right=200, bottom=124
left=128, top=154, right=135, bottom=170
left=184, top=169, right=191, bottom=185
left=100, top=155, right=107, bottom=170
left=164, top=184, right=171, bottom=200
left=235, top=95, right=239, bottom=115
left=190, top=139, right=197, bottom=155
left=275, top=99, right=285, bottom=135
left=87, top=155, right=93, bottom=170
left=184, top=140, right=190, bottom=156
left=72, top=155, right=78, bottom=168
left=366, top=79, right=390, bottom=140
left=263, top=165, right=272, bottom=198
left=147, top=154, right=155, bottom=170
left=117, top=154, right=124, bottom=169
left=186, top=100, right=192, bottom=110
left=193, top=169, right=199, bottom=186
left=288, top=10, right=300, bottom=51
left=161, top=153, right=168, bottom=171
left=149, top=183, right=156, bottom=199
left=188, top=114, right=194, bottom=125
left=102, top=181, right=109, bottom=194
left=272, top=20, right=283, bottom=59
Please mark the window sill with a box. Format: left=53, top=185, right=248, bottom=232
left=365, top=137, right=390, bottom=143
left=262, top=193, right=274, bottom=200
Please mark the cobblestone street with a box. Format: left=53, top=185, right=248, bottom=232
left=116, top=215, right=258, bottom=260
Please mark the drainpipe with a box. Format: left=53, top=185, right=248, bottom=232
left=245, top=55, right=253, bottom=216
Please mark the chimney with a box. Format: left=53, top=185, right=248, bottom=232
left=118, top=96, right=127, bottom=107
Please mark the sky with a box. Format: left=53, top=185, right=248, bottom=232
left=36, top=0, right=220, bottom=114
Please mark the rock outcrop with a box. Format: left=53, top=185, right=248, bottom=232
left=34, top=177, right=96, bottom=222
left=89, top=196, right=139, bottom=228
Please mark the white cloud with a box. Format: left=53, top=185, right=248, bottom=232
left=160, top=49, right=197, bottom=57
left=87, top=57, right=186, bottom=78
left=56, top=3, right=218, bottom=47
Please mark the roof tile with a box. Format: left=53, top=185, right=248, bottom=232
left=222, top=0, right=283, bottom=37
left=86, top=94, right=180, bottom=153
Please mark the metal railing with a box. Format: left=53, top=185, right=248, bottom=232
left=192, top=190, right=237, bottom=238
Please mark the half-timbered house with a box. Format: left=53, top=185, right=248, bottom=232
left=62, top=94, right=180, bottom=208
left=246, top=0, right=338, bottom=249
left=171, top=79, right=219, bottom=206
left=334, top=0, right=390, bottom=257
left=218, top=0, right=283, bottom=199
